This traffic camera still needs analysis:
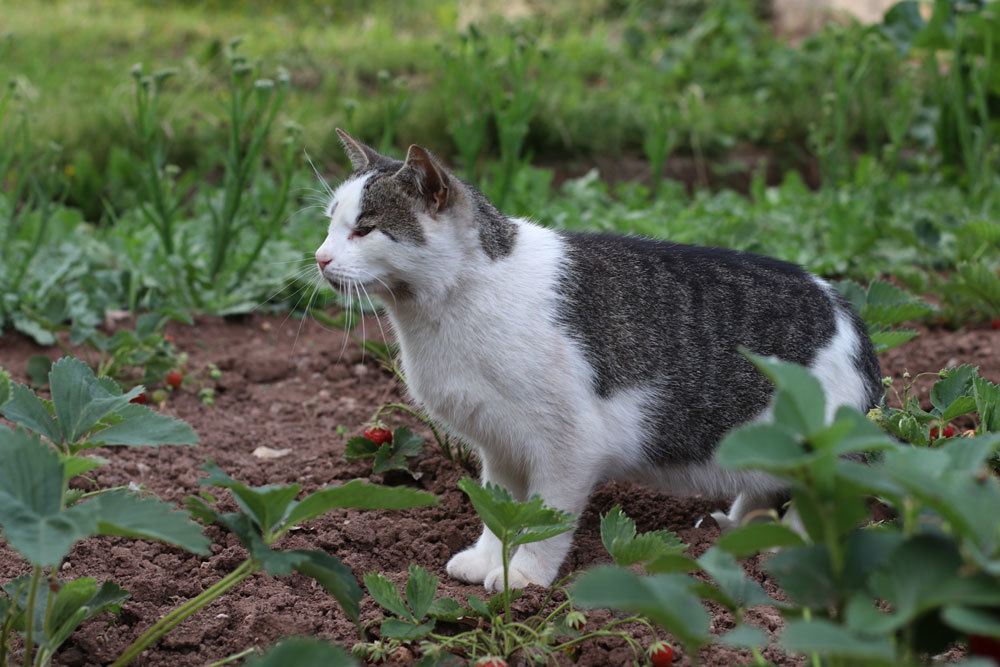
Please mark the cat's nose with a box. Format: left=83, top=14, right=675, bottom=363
left=315, top=251, right=332, bottom=270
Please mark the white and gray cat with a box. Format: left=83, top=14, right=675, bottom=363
left=315, top=130, right=882, bottom=591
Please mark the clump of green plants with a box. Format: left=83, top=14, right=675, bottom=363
left=0, top=359, right=209, bottom=667
left=871, top=364, right=1000, bottom=448
left=128, top=39, right=301, bottom=314
left=573, top=352, right=1000, bottom=665
left=354, top=479, right=653, bottom=665
left=0, top=357, right=197, bottom=491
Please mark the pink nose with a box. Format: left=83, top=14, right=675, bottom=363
left=316, top=252, right=332, bottom=270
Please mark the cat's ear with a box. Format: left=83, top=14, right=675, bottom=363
left=335, top=128, right=382, bottom=171
left=397, top=144, right=451, bottom=213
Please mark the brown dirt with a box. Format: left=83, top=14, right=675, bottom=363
left=1, top=315, right=997, bottom=666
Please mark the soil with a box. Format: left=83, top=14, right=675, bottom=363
left=0, top=315, right=997, bottom=667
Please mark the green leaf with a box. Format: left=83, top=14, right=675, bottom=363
left=380, top=618, right=434, bottom=640
left=870, top=329, right=918, bottom=353
left=467, top=595, right=491, bottom=618
left=780, top=619, right=895, bottom=662
left=743, top=351, right=825, bottom=436
left=344, top=436, right=379, bottom=460
left=2, top=383, right=59, bottom=442
left=931, top=365, right=978, bottom=416
left=284, top=480, right=437, bottom=529
left=716, top=522, right=806, bottom=558
left=428, top=597, right=465, bottom=622
left=49, top=357, right=141, bottom=443
left=293, top=550, right=362, bottom=623
left=0, top=429, right=96, bottom=565
left=867, top=535, right=1000, bottom=633
left=717, top=624, right=768, bottom=649
left=87, top=490, right=210, bottom=556
left=405, top=564, right=438, bottom=620
left=716, top=423, right=809, bottom=472
left=880, top=0, right=925, bottom=51
left=47, top=579, right=128, bottom=650
left=697, top=547, right=773, bottom=610
left=972, top=376, right=1000, bottom=432
left=246, top=638, right=357, bottom=667
left=457, top=477, right=574, bottom=549
left=392, top=427, right=424, bottom=457
left=0, top=368, right=10, bottom=406
left=200, top=463, right=300, bottom=535
left=26, top=356, right=52, bottom=388
left=62, top=454, right=107, bottom=483
left=600, top=505, right=685, bottom=568
left=942, top=606, right=1000, bottom=640
left=86, top=404, right=198, bottom=447
left=765, top=545, right=838, bottom=609
left=571, top=567, right=711, bottom=648
left=364, top=572, right=412, bottom=620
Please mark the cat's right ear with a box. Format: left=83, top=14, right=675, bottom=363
left=336, top=128, right=381, bottom=171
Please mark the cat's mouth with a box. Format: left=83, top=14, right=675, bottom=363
left=323, top=273, right=380, bottom=296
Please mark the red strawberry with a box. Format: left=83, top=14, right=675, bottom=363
left=474, top=658, right=507, bottom=667
left=648, top=641, right=674, bottom=667
left=991, top=318, right=1000, bottom=330
left=130, top=392, right=149, bottom=405
left=970, top=634, right=1000, bottom=661
left=165, top=370, right=183, bottom=389
left=930, top=425, right=956, bottom=440
left=363, top=427, right=393, bottom=445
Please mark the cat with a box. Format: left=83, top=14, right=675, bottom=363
left=315, top=129, right=883, bottom=591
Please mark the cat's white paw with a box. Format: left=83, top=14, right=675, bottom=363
left=482, top=551, right=556, bottom=592
left=446, top=546, right=500, bottom=584
left=483, top=564, right=541, bottom=592
left=710, top=510, right=739, bottom=533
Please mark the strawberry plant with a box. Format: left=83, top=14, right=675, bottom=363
left=109, top=464, right=438, bottom=666
left=353, top=484, right=652, bottom=664
left=0, top=415, right=209, bottom=666
left=84, top=312, right=187, bottom=387
left=871, top=364, right=1000, bottom=448
left=573, top=352, right=1000, bottom=665
left=346, top=426, right=424, bottom=475
left=0, top=357, right=196, bottom=495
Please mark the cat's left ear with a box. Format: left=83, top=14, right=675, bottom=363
left=397, top=145, right=451, bottom=214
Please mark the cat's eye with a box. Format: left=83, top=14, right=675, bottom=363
left=350, top=225, right=374, bottom=239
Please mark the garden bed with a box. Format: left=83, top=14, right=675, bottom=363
left=0, top=314, right=997, bottom=666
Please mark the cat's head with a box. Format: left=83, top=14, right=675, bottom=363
left=315, top=129, right=515, bottom=305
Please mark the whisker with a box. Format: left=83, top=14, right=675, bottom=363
left=356, top=280, right=367, bottom=364
left=303, top=150, right=335, bottom=197
left=358, top=279, right=389, bottom=348
left=251, top=267, right=316, bottom=313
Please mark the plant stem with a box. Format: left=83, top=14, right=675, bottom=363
left=22, top=566, right=42, bottom=667
left=111, top=560, right=257, bottom=667
left=205, top=646, right=259, bottom=667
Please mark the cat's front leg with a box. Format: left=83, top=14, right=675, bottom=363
left=446, top=455, right=527, bottom=585
left=482, top=460, right=596, bottom=592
